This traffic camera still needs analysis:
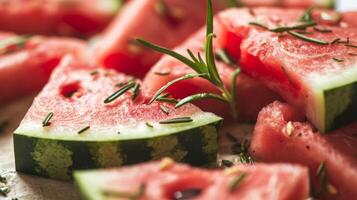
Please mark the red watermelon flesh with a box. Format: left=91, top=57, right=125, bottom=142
left=74, top=158, right=309, bottom=200
left=250, top=101, right=357, bottom=200
left=216, top=7, right=357, bottom=132
left=0, top=33, right=85, bottom=105
left=0, top=0, right=119, bottom=36
left=238, top=0, right=333, bottom=8
left=94, top=0, right=228, bottom=78
left=20, top=56, right=211, bottom=134
left=143, top=23, right=281, bottom=122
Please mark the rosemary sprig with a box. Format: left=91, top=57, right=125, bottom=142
left=270, top=21, right=317, bottom=33
left=137, top=0, right=240, bottom=119
left=316, top=161, right=328, bottom=196
left=159, top=117, right=193, bottom=124
left=159, top=105, right=170, bottom=115
left=345, top=44, right=357, bottom=48
left=229, top=173, right=247, bottom=192
left=332, top=57, right=344, bottom=62
left=222, top=160, right=234, bottom=168
left=288, top=31, right=329, bottom=45
left=78, top=126, right=90, bottom=134
left=131, top=82, right=140, bottom=100
left=331, top=38, right=340, bottom=44
left=313, top=27, right=332, bottom=33
left=299, top=7, right=314, bottom=23
left=104, top=81, right=136, bottom=104
left=42, top=112, right=54, bottom=127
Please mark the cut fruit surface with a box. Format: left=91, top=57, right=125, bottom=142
left=94, top=0, right=228, bottom=78
left=14, top=56, right=222, bottom=180
left=216, top=8, right=357, bottom=132
left=0, top=0, right=121, bottom=36
left=0, top=33, right=86, bottom=105
left=143, top=24, right=281, bottom=122
left=250, top=101, right=357, bottom=200
left=74, top=158, right=309, bottom=200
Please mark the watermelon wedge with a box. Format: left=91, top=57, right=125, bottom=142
left=215, top=8, right=357, bottom=132
left=93, top=0, right=228, bottom=78
left=237, top=0, right=334, bottom=8
left=74, top=158, right=309, bottom=200
left=143, top=25, right=281, bottom=122
left=0, top=33, right=85, bottom=105
left=0, top=0, right=121, bottom=36
left=14, top=56, right=222, bottom=180
left=250, top=101, right=357, bottom=200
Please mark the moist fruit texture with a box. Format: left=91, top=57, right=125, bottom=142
left=74, top=158, right=309, bottom=200
left=216, top=8, right=357, bottom=132
left=0, top=0, right=121, bottom=36
left=0, top=33, right=86, bottom=105
left=250, top=101, right=357, bottom=200
left=14, top=56, right=222, bottom=180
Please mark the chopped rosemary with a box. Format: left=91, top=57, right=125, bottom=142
left=159, top=117, right=193, bottom=124
left=222, top=159, right=234, bottom=168
left=269, top=21, right=317, bottom=33
left=0, top=120, right=9, bottom=133
left=104, top=81, right=136, bottom=104
left=331, top=38, right=340, bottom=44
left=102, top=184, right=145, bottom=199
left=145, top=122, right=153, bottom=128
left=156, top=97, right=178, bottom=104
left=90, top=70, right=99, bottom=76
left=154, top=71, right=171, bottom=76
left=248, top=22, right=268, bottom=29
left=159, top=105, right=170, bottom=115
left=232, top=139, right=254, bottom=164
left=42, top=112, right=54, bottom=127
left=215, top=48, right=236, bottom=66
left=316, top=161, right=328, bottom=196
left=348, top=52, right=357, bottom=56
left=299, top=7, right=314, bottom=22
left=288, top=31, right=329, bottom=45
left=131, top=82, right=140, bottom=100
left=345, top=44, right=357, bottom=48
left=78, top=126, right=90, bottom=134
left=137, top=0, right=240, bottom=119
left=313, top=27, right=332, bottom=33
left=332, top=57, right=344, bottom=62
left=228, top=173, right=247, bottom=192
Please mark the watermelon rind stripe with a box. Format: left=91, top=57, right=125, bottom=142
left=14, top=114, right=222, bottom=180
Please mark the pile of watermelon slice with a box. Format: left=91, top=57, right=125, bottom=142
left=0, top=0, right=356, bottom=199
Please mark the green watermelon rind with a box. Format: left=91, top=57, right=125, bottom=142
left=309, top=66, right=357, bottom=133
left=74, top=170, right=111, bottom=200
left=14, top=113, right=222, bottom=180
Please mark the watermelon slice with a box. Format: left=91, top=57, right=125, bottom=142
left=93, top=0, right=228, bottom=78
left=237, top=0, right=334, bottom=8
left=0, top=0, right=121, bottom=36
left=14, top=56, right=222, bottom=180
left=74, top=158, right=309, bottom=200
left=250, top=101, right=357, bottom=200
left=215, top=8, right=357, bottom=132
left=143, top=25, right=281, bottom=122
left=0, top=33, right=85, bottom=105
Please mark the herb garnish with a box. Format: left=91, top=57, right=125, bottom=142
left=154, top=71, right=171, bottom=76
left=248, top=21, right=317, bottom=33
left=222, top=159, right=234, bottom=168
left=332, top=58, right=344, bottom=62
left=299, top=7, right=314, bottom=23
left=331, top=38, right=340, bottom=44
left=104, top=81, right=136, bottom=104
left=102, top=184, right=145, bottom=200
left=215, top=48, right=236, bottom=66
left=131, top=82, right=140, bottom=100
left=137, top=0, right=240, bottom=119
left=287, top=31, right=329, bottom=45
left=229, top=173, right=247, bottom=192
left=348, top=52, right=357, bottom=56
left=0, top=185, right=10, bottom=197
left=159, top=105, right=170, bottom=115
left=78, top=126, right=90, bottom=134
left=345, top=44, right=357, bottom=48
left=232, top=139, right=254, bottom=164
left=316, top=161, right=328, bottom=196
left=313, top=27, right=332, bottom=33
left=159, top=117, right=193, bottom=124
left=145, top=122, right=154, bottom=128
left=42, top=112, right=54, bottom=127
left=90, top=70, right=99, bottom=76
